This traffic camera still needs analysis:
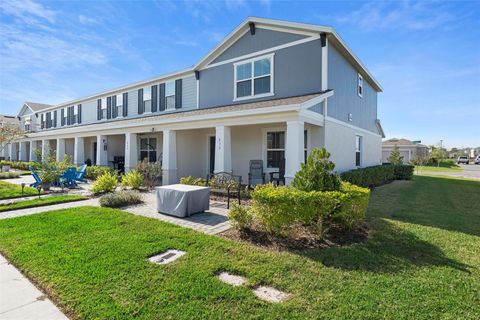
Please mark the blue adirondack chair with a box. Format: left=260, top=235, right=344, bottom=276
left=75, top=164, right=87, bottom=183
left=60, top=167, right=78, bottom=188
left=29, top=166, right=42, bottom=188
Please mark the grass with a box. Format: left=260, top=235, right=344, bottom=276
left=415, top=166, right=463, bottom=173
left=0, top=176, right=479, bottom=319
left=0, top=180, right=39, bottom=199
left=0, top=195, right=88, bottom=212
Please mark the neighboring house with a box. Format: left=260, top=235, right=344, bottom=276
left=382, top=138, right=428, bottom=164
left=7, top=17, right=384, bottom=184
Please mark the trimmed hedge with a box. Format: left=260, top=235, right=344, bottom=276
left=85, top=165, right=116, bottom=181
left=0, top=160, right=38, bottom=171
left=99, top=190, right=143, bottom=208
left=229, top=182, right=370, bottom=238
left=340, top=164, right=414, bottom=188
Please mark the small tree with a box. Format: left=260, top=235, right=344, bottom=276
left=0, top=123, right=25, bottom=154
left=292, top=148, right=341, bottom=192
left=387, top=144, right=404, bottom=165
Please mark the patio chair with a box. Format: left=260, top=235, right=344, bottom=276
left=248, top=160, right=265, bottom=188
left=269, top=158, right=286, bottom=186
left=75, top=164, right=87, bottom=183
left=29, top=166, right=42, bottom=188
left=60, top=167, right=77, bottom=188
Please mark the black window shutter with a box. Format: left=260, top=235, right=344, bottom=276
left=61, top=109, right=65, bottom=126
left=107, top=96, right=112, bottom=119
left=138, top=89, right=144, bottom=114
left=53, top=110, right=57, bottom=127
left=112, top=96, right=117, bottom=118
left=41, top=114, right=44, bottom=129
left=151, top=85, right=158, bottom=112
left=123, top=92, right=128, bottom=117
left=78, top=104, right=82, bottom=124
left=97, top=99, right=102, bottom=120
left=70, top=106, right=74, bottom=124
left=46, top=112, right=51, bottom=128
left=175, top=79, right=182, bottom=109
left=159, top=83, right=165, bottom=111
left=68, top=108, right=72, bottom=125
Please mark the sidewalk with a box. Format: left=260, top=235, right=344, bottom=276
left=0, top=254, right=67, bottom=320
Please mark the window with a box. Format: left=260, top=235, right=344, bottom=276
left=101, top=97, right=107, bottom=119
left=355, top=135, right=362, bottom=166
left=357, top=73, right=363, bottom=97
left=73, top=105, right=78, bottom=124
left=116, top=94, right=123, bottom=117
left=139, top=137, right=157, bottom=162
left=143, top=87, right=151, bottom=112
left=234, top=54, right=273, bottom=100
left=165, top=81, right=175, bottom=110
left=304, top=130, right=308, bottom=162
left=266, top=131, right=284, bottom=168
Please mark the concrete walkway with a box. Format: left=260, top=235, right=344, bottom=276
left=0, top=254, right=67, bottom=320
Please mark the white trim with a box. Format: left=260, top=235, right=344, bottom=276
left=196, top=79, right=200, bottom=109
left=299, top=90, right=334, bottom=109
left=357, top=73, right=363, bottom=98
left=325, top=116, right=382, bottom=138
left=233, top=53, right=274, bottom=101
left=355, top=134, right=363, bottom=167
left=255, top=24, right=320, bottom=37
left=202, top=36, right=318, bottom=70
left=321, top=36, right=328, bottom=91
left=261, top=126, right=286, bottom=173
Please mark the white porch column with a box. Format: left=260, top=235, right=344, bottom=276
left=29, top=141, right=37, bottom=162
left=10, top=143, right=18, bottom=161
left=96, top=135, right=108, bottom=166
left=214, top=125, right=232, bottom=173
left=19, top=142, right=27, bottom=161
left=285, top=121, right=305, bottom=185
left=56, top=138, right=66, bottom=162
left=162, top=130, right=177, bottom=185
left=41, top=140, right=49, bottom=160
left=2, top=143, right=9, bottom=159
left=124, top=132, right=138, bottom=172
left=74, top=137, right=85, bottom=166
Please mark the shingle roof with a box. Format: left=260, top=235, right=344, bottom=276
left=383, top=138, right=427, bottom=147
left=25, top=102, right=53, bottom=112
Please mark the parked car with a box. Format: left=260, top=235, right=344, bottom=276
left=475, top=155, right=480, bottom=165
left=457, top=156, right=469, bottom=164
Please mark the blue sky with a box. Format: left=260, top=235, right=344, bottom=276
left=0, top=0, right=479, bottom=148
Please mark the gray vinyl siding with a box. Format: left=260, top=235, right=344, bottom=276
left=327, top=44, right=378, bottom=133
left=308, top=101, right=324, bottom=114
left=82, top=101, right=97, bottom=123
left=199, top=39, right=322, bottom=108
left=182, top=75, right=196, bottom=109
left=211, top=28, right=308, bottom=64
left=127, top=89, right=138, bottom=117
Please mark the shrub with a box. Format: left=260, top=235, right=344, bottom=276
left=387, top=145, right=404, bottom=165
left=85, top=165, right=116, bottom=180
left=0, top=172, right=20, bottom=179
left=340, top=165, right=395, bottom=188
left=90, top=172, right=118, bottom=194
left=331, top=182, right=370, bottom=229
left=228, top=203, right=253, bottom=230
left=292, top=148, right=341, bottom=192
left=393, top=164, right=414, bottom=180
left=121, top=170, right=144, bottom=189
left=180, top=176, right=205, bottom=186
left=99, top=190, right=143, bottom=208
left=0, top=160, right=38, bottom=171
left=136, top=159, right=162, bottom=188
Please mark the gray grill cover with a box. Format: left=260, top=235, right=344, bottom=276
left=156, top=184, right=210, bottom=217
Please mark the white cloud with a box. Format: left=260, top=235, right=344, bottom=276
left=78, top=14, right=99, bottom=25
left=0, top=0, right=56, bottom=24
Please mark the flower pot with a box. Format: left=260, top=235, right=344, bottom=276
left=2, top=165, right=10, bottom=172
left=42, top=183, right=51, bottom=191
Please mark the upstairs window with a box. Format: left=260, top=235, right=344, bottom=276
left=101, top=97, right=107, bottom=119
left=116, top=94, right=123, bottom=117
left=234, top=54, right=274, bottom=100
left=165, top=81, right=175, bottom=110
left=143, top=87, right=151, bottom=113
left=357, top=73, right=363, bottom=98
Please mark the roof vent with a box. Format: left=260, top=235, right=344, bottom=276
left=148, top=250, right=186, bottom=265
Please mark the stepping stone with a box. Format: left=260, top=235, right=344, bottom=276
left=148, top=250, right=186, bottom=265
left=252, top=286, right=289, bottom=303
left=217, top=272, right=247, bottom=286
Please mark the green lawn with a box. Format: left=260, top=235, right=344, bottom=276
left=0, top=176, right=479, bottom=319
left=0, top=180, right=39, bottom=199
left=0, top=195, right=88, bottom=212
left=415, top=165, right=463, bottom=172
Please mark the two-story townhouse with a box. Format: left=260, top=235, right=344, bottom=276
left=8, top=17, right=385, bottom=185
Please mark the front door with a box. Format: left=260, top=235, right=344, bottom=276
left=209, top=136, right=215, bottom=174
left=93, top=142, right=97, bottom=165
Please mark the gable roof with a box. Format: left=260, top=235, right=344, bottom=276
left=26, top=17, right=382, bottom=114
left=24, top=102, right=53, bottom=112
left=383, top=138, right=427, bottom=147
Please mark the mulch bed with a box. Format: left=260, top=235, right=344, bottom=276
left=220, top=223, right=370, bottom=252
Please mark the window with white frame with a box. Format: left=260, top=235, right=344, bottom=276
left=139, top=137, right=157, bottom=162
left=101, top=97, right=107, bottom=119
left=143, top=87, right=151, bottom=112
left=165, top=81, right=175, bottom=109
left=266, top=131, right=284, bottom=168
left=357, top=73, right=363, bottom=97
left=355, top=135, right=362, bottom=166
left=235, top=54, right=273, bottom=100
left=116, top=94, right=123, bottom=116
left=73, top=105, right=78, bottom=124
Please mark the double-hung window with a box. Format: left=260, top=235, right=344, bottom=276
left=266, top=131, right=285, bottom=168
left=165, top=81, right=175, bottom=110
left=234, top=54, right=273, bottom=100
left=101, top=97, right=107, bottom=119
left=143, top=87, right=151, bottom=113
left=139, top=137, right=157, bottom=162
left=355, top=135, right=362, bottom=166
left=116, top=94, right=123, bottom=117
left=357, top=73, right=363, bottom=97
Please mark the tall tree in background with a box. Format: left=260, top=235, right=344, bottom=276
left=0, top=123, right=25, bottom=154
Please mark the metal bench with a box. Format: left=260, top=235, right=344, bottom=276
left=206, top=172, right=242, bottom=209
